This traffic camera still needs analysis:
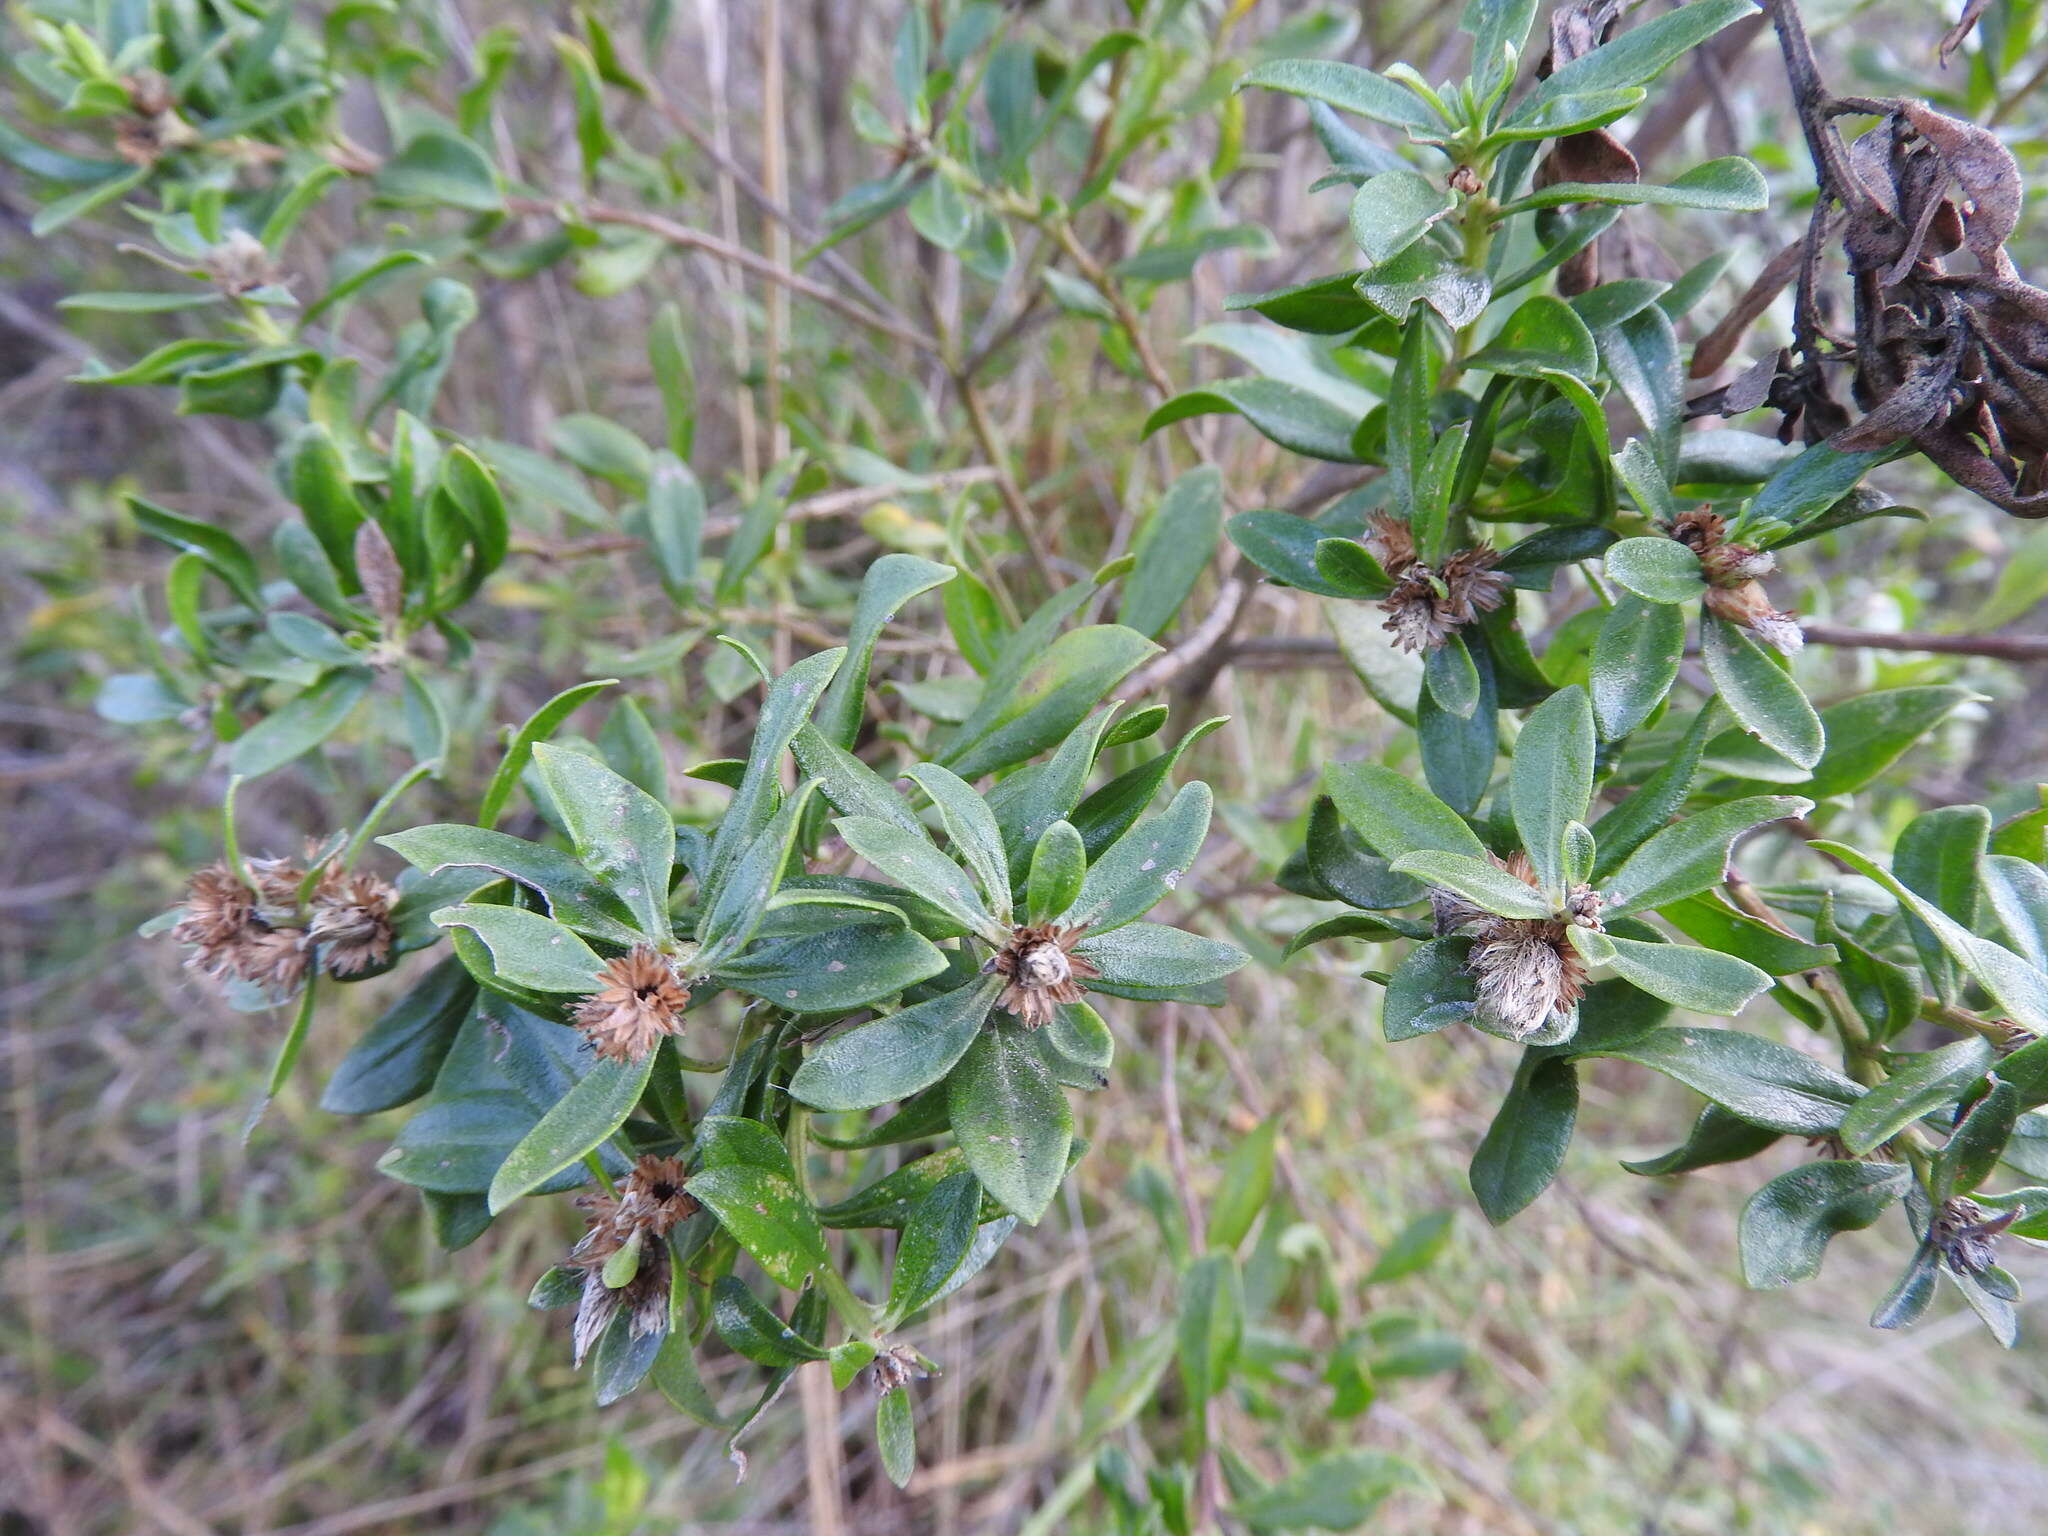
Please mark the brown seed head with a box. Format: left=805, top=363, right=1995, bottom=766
left=571, top=945, right=689, bottom=1063
left=308, top=870, right=399, bottom=978
left=1377, top=546, right=1507, bottom=655
left=1931, top=1196, right=2014, bottom=1278
left=871, top=1343, right=928, bottom=1395
left=988, top=923, right=1099, bottom=1030
left=1429, top=853, right=1599, bottom=1039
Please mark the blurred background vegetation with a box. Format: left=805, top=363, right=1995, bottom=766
left=7, top=0, right=2048, bottom=1531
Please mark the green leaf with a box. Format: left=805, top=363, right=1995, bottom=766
left=1146, top=378, right=1372, bottom=463
left=837, top=815, right=999, bottom=939
left=376, top=129, right=503, bottom=212
left=640, top=452, right=705, bottom=598
left=1985, top=854, right=2048, bottom=973
left=710, top=1275, right=829, bottom=1365
left=1235, top=59, right=1440, bottom=131
left=1488, top=86, right=1646, bottom=141
left=1529, top=0, right=1752, bottom=100
left=887, top=1171, right=984, bottom=1324
left=479, top=680, right=616, bottom=828
left=1119, top=467, right=1225, bottom=637
left=1347, top=170, right=1457, bottom=266
left=1422, top=634, right=1482, bottom=719
left=1662, top=894, right=1837, bottom=976
left=1417, top=641, right=1497, bottom=816
left=789, top=977, right=1002, bottom=1113
left=379, top=828, right=638, bottom=947
left=1935, top=1080, right=2019, bottom=1199
left=1466, top=294, right=1599, bottom=382
left=1870, top=1243, right=1943, bottom=1331
left=1325, top=762, right=1486, bottom=862
left=1738, top=1161, right=1910, bottom=1288
left=127, top=495, right=264, bottom=611
left=487, top=1052, right=654, bottom=1213
left=320, top=958, right=474, bottom=1116
left=1177, top=1253, right=1244, bottom=1403
left=1511, top=685, right=1595, bottom=895
left=1590, top=702, right=1719, bottom=876
left=1026, top=821, right=1087, bottom=925
left=1894, top=805, right=1990, bottom=1006
left=687, top=1164, right=830, bottom=1289
left=1497, top=156, right=1766, bottom=216
left=1590, top=596, right=1684, bottom=740
left=1233, top=1451, right=1431, bottom=1533
left=1799, top=687, right=1974, bottom=799
left=1603, top=796, right=1812, bottom=917
left=1208, top=1119, right=1280, bottom=1252
left=1732, top=439, right=1890, bottom=548
left=1065, top=781, right=1214, bottom=935
left=1077, top=923, right=1247, bottom=992
left=702, top=647, right=845, bottom=909
left=1355, top=244, right=1492, bottom=327
left=986, top=701, right=1124, bottom=885
left=1622, top=1102, right=1782, bottom=1175
left=1470, top=1055, right=1578, bottom=1223
left=1364, top=1208, right=1456, bottom=1284
left=433, top=903, right=606, bottom=992
left=1700, top=615, right=1822, bottom=771
left=229, top=668, right=373, bottom=779
left=943, top=625, right=1158, bottom=780
left=1228, top=510, right=1363, bottom=595
left=906, top=762, right=1012, bottom=922
left=817, top=555, right=955, bottom=749
left=695, top=782, right=821, bottom=966
left=1604, top=537, right=1704, bottom=606
left=531, top=745, right=674, bottom=944
left=1382, top=937, right=1478, bottom=1040
left=877, top=1389, right=915, bottom=1490
left=1391, top=851, right=1553, bottom=918
left=30, top=163, right=148, bottom=236
left=1578, top=929, right=1771, bottom=1016
left=948, top=1020, right=1073, bottom=1225
left=1840, top=1037, right=1993, bottom=1156
left=1814, top=842, right=2048, bottom=1034
left=1584, top=1025, right=1863, bottom=1134
left=717, top=920, right=945, bottom=1013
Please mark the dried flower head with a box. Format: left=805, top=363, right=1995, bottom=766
left=170, top=862, right=257, bottom=956
left=1430, top=854, right=1601, bottom=1039
left=114, top=71, right=196, bottom=166
left=1364, top=512, right=1418, bottom=575
left=1666, top=509, right=1803, bottom=654
left=871, top=1343, right=929, bottom=1395
left=245, top=855, right=311, bottom=909
left=570, top=945, right=689, bottom=1063
left=169, top=861, right=310, bottom=995
left=563, top=1155, right=699, bottom=1365
left=202, top=229, right=279, bottom=296
left=1378, top=545, right=1509, bottom=655
left=1931, top=1196, right=2015, bottom=1278
left=986, top=923, right=1099, bottom=1030
left=308, top=870, right=398, bottom=978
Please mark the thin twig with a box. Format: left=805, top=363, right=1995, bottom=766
left=503, top=196, right=939, bottom=355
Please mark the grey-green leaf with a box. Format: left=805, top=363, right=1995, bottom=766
left=789, top=977, right=1002, bottom=1113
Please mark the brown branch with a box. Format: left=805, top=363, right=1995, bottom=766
left=502, top=196, right=939, bottom=355
left=1797, top=623, right=2048, bottom=660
